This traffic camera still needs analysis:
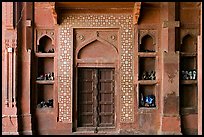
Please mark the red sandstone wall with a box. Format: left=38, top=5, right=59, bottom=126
left=2, top=2, right=201, bottom=135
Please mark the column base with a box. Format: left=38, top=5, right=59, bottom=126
left=2, top=132, right=19, bottom=135
left=19, top=130, right=33, bottom=135
left=158, top=131, right=182, bottom=135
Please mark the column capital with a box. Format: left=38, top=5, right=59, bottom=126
left=133, top=2, right=141, bottom=25
left=162, top=21, right=180, bottom=28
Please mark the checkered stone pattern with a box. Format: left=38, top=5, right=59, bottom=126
left=59, top=14, right=134, bottom=123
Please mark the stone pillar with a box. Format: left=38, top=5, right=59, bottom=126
left=198, top=2, right=202, bottom=135
left=2, top=2, right=19, bottom=135
left=159, top=2, right=181, bottom=135
left=16, top=2, right=34, bottom=135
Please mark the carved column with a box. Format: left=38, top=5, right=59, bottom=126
left=159, top=2, right=181, bottom=135
left=3, top=38, right=18, bottom=108
left=2, top=2, right=19, bottom=135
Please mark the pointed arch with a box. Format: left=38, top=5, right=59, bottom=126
left=139, top=33, right=156, bottom=45
left=139, top=34, right=155, bottom=52
left=181, top=34, right=196, bottom=53
left=37, top=34, right=54, bottom=45
left=76, top=36, right=118, bottom=59
left=37, top=35, right=53, bottom=53
left=181, top=34, right=194, bottom=44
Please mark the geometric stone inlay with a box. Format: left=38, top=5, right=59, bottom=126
left=59, top=14, right=134, bottom=123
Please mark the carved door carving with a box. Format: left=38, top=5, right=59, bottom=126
left=77, top=68, right=115, bottom=127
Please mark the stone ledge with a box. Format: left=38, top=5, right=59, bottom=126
left=119, top=129, right=157, bottom=135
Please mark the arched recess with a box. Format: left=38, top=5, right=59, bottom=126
left=37, top=35, right=54, bottom=53
left=181, top=34, right=197, bottom=53
left=139, top=34, right=155, bottom=52
left=76, top=36, right=118, bottom=64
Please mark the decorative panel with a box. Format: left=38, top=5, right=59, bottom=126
left=59, top=14, right=134, bottom=123
left=5, top=2, right=14, bottom=30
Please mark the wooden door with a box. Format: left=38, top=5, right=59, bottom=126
left=98, top=69, right=115, bottom=127
left=77, top=68, right=115, bottom=128
left=78, top=68, right=96, bottom=127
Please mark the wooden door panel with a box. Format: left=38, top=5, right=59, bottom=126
left=79, top=104, right=93, bottom=112
left=99, top=104, right=113, bottom=113
left=99, top=115, right=114, bottom=125
left=99, top=82, right=114, bottom=91
left=78, top=115, right=94, bottom=126
left=79, top=69, right=95, bottom=80
left=80, top=81, right=94, bottom=92
left=99, top=93, right=113, bottom=102
left=80, top=93, right=93, bottom=103
left=99, top=69, right=114, bottom=80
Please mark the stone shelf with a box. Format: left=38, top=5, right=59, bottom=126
left=36, top=80, right=54, bottom=84
left=180, top=107, right=197, bottom=115
left=35, top=107, right=54, bottom=113
left=180, top=52, right=197, bottom=57
left=138, top=52, right=157, bottom=57
left=35, top=53, right=55, bottom=57
left=138, top=80, right=157, bottom=85
left=181, top=80, right=197, bottom=85
left=138, top=107, right=158, bottom=112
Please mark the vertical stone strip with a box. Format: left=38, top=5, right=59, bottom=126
left=159, top=2, right=181, bottom=134
left=4, top=40, right=9, bottom=107
left=198, top=2, right=202, bottom=135
left=12, top=39, right=17, bottom=107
